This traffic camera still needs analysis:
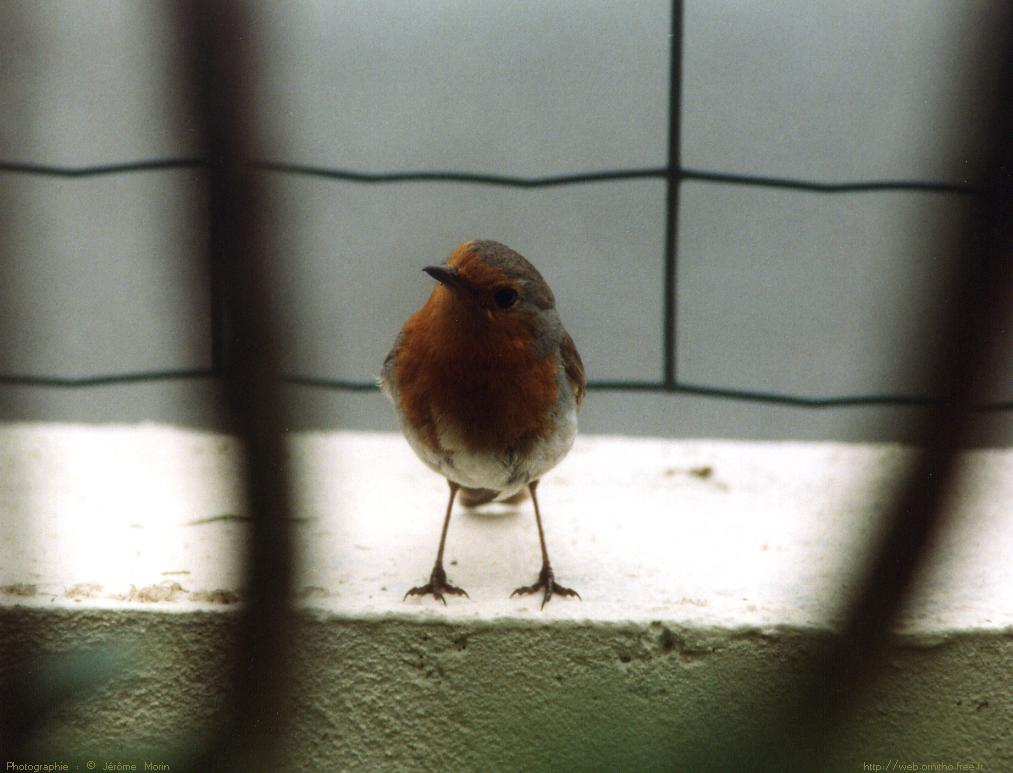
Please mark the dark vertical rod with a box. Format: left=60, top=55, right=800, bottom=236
left=209, top=261, right=228, bottom=374
left=178, top=2, right=294, bottom=769
left=663, top=0, right=684, bottom=389
left=0, top=4, right=28, bottom=756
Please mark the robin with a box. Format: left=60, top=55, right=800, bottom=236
left=381, top=240, right=586, bottom=608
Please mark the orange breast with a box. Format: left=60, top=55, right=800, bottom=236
left=395, top=291, right=558, bottom=455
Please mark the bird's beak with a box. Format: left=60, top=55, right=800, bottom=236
left=423, top=265, right=472, bottom=293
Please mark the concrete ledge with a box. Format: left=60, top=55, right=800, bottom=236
left=1, top=423, right=1011, bottom=769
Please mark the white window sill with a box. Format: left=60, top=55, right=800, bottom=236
left=1, top=423, right=1009, bottom=635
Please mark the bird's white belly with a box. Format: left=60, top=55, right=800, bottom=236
left=401, top=408, right=577, bottom=498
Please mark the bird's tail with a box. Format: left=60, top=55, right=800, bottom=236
left=459, top=486, right=529, bottom=508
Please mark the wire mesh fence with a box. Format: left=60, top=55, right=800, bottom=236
left=0, top=1, right=1006, bottom=413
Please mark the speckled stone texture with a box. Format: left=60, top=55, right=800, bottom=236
left=1, top=608, right=1010, bottom=771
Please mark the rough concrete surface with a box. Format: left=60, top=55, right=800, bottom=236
left=1, top=423, right=1011, bottom=771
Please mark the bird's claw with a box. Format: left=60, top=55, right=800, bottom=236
left=403, top=563, right=469, bottom=605
left=511, top=564, right=580, bottom=609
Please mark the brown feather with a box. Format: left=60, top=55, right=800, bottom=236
left=394, top=285, right=559, bottom=456
left=559, top=332, right=586, bottom=409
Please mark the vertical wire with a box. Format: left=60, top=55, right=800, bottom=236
left=663, top=0, right=684, bottom=390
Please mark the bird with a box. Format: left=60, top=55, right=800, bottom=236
left=380, top=240, right=586, bottom=609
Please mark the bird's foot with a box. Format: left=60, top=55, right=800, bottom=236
left=403, top=563, right=469, bottom=605
left=511, top=564, right=580, bottom=609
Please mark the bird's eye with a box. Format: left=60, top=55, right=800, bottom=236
left=493, top=287, right=518, bottom=309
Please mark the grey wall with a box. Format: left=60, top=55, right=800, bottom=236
left=1, top=0, right=1009, bottom=442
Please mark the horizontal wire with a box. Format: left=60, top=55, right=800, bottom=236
left=0, top=159, right=209, bottom=177
left=0, top=158, right=980, bottom=195
left=2, top=371, right=1009, bottom=411
left=591, top=379, right=1012, bottom=410
left=664, top=381, right=1011, bottom=410
left=681, top=168, right=978, bottom=195
left=284, top=375, right=379, bottom=391
left=255, top=161, right=664, bottom=187
left=0, top=369, right=215, bottom=387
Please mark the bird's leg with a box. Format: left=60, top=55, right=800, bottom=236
left=404, top=481, right=469, bottom=604
left=510, top=480, right=580, bottom=609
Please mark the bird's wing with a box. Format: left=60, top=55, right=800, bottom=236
left=559, top=332, right=586, bottom=409
left=378, top=333, right=402, bottom=399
